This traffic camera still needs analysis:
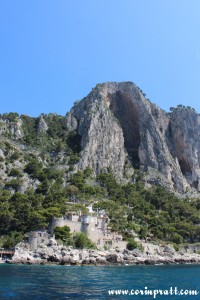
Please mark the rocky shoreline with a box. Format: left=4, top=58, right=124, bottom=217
left=6, top=241, right=200, bottom=266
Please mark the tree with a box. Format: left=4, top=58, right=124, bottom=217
left=2, top=231, right=23, bottom=248
left=24, top=158, right=43, bottom=179
left=67, top=185, right=79, bottom=201
left=171, top=233, right=183, bottom=244
left=54, top=226, right=71, bottom=242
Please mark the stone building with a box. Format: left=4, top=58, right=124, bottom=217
left=25, top=230, right=54, bottom=251
left=50, top=212, right=127, bottom=250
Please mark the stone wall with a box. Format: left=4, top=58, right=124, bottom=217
left=50, top=217, right=82, bottom=234
left=50, top=216, right=127, bottom=250
left=27, top=231, right=53, bottom=251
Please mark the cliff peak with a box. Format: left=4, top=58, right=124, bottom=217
left=67, top=82, right=200, bottom=193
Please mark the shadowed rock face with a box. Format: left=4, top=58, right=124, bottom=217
left=108, top=91, right=140, bottom=168
left=66, top=81, right=200, bottom=193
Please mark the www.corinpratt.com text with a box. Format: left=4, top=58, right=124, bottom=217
left=108, top=286, right=199, bottom=298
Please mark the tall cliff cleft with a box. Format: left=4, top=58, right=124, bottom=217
left=66, top=82, right=200, bottom=192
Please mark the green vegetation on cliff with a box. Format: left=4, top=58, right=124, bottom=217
left=1, top=112, right=200, bottom=249
left=1, top=164, right=200, bottom=248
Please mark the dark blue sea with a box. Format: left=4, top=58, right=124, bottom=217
left=0, top=264, right=200, bottom=300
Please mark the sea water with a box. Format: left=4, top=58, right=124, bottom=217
left=0, top=264, right=200, bottom=300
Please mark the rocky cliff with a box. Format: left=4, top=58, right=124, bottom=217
left=1, top=81, right=200, bottom=194
left=11, top=237, right=200, bottom=266
left=66, top=82, right=200, bottom=193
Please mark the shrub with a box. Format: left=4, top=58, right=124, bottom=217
left=69, top=154, right=79, bottom=165
left=5, top=179, right=21, bottom=191
left=3, top=113, right=19, bottom=122
left=84, top=167, right=92, bottom=177
left=74, top=232, right=95, bottom=249
left=9, top=168, right=23, bottom=177
left=126, top=238, right=138, bottom=250
left=173, top=243, right=180, bottom=252
left=10, top=151, right=21, bottom=161
left=24, top=158, right=43, bottom=178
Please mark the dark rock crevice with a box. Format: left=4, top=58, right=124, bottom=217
left=108, top=91, right=140, bottom=168
left=178, top=157, right=192, bottom=177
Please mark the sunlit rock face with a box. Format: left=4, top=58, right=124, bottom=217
left=168, top=107, right=200, bottom=191
left=1, top=82, right=200, bottom=193
left=67, top=82, right=200, bottom=192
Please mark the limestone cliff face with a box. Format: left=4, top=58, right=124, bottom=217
left=37, top=114, right=48, bottom=134
left=66, top=84, right=127, bottom=180
left=67, top=82, right=200, bottom=192
left=0, top=117, right=23, bottom=139
left=1, top=82, right=200, bottom=193
left=169, top=108, right=200, bottom=190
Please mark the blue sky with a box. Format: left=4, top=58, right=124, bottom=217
left=0, top=0, right=200, bottom=116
